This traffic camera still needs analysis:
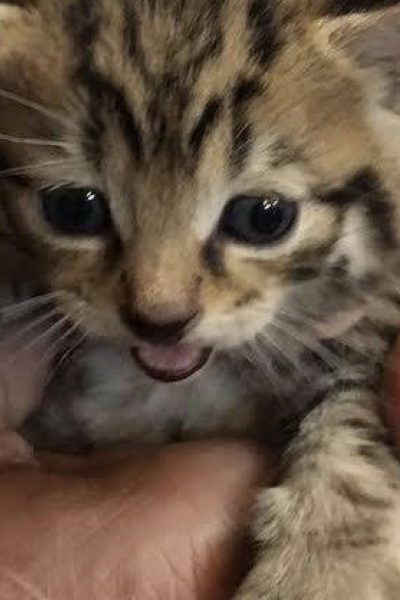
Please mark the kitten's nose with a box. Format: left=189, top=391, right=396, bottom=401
left=122, top=309, right=199, bottom=344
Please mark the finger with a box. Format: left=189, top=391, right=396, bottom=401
left=0, top=441, right=274, bottom=600
left=0, top=323, right=56, bottom=428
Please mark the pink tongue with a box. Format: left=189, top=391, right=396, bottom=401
left=137, top=343, right=205, bottom=378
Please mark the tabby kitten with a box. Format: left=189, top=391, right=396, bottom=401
left=2, top=0, right=400, bottom=598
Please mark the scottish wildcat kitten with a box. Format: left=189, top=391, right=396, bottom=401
left=2, top=0, right=400, bottom=598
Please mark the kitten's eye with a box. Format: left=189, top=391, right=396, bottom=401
left=41, top=187, right=111, bottom=236
left=219, top=194, right=298, bottom=245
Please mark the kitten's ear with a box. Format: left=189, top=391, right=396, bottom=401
left=312, top=1, right=400, bottom=112
left=317, top=2, right=400, bottom=65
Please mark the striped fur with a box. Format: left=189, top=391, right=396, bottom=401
left=2, top=1, right=400, bottom=598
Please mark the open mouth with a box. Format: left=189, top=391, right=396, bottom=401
left=132, top=343, right=212, bottom=383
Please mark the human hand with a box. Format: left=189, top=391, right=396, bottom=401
left=0, top=325, right=273, bottom=599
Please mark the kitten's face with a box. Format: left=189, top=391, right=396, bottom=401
left=1, top=0, right=400, bottom=381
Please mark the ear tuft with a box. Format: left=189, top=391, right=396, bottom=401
left=316, top=2, right=400, bottom=114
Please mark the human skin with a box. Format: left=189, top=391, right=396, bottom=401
left=0, top=443, right=270, bottom=600
left=0, top=327, right=398, bottom=600
left=0, top=326, right=273, bottom=600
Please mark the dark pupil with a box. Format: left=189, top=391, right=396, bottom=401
left=42, top=188, right=111, bottom=235
left=59, top=192, right=93, bottom=227
left=251, top=200, right=284, bottom=235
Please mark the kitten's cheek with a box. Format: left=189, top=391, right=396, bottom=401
left=64, top=302, right=130, bottom=342
left=192, top=312, right=268, bottom=348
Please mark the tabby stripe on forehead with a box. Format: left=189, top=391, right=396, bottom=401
left=121, top=0, right=138, bottom=57
left=65, top=0, right=99, bottom=52
left=121, top=0, right=154, bottom=89
left=189, top=98, right=223, bottom=158
left=319, top=168, right=397, bottom=250
left=80, top=69, right=144, bottom=163
left=65, top=1, right=101, bottom=162
left=65, top=2, right=144, bottom=164
left=248, top=0, right=282, bottom=68
left=231, top=78, right=262, bottom=171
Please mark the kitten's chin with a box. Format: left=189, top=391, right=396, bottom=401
left=131, top=344, right=212, bottom=383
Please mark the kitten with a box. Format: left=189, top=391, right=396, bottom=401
left=2, top=1, right=400, bottom=598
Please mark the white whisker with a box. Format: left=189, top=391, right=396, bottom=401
left=239, top=342, right=285, bottom=401
left=278, top=306, right=376, bottom=360
left=44, top=328, right=86, bottom=386
left=0, top=291, right=63, bottom=322
left=39, top=320, right=81, bottom=367
left=270, top=318, right=342, bottom=371
left=0, top=132, right=76, bottom=151
left=0, top=157, right=80, bottom=179
left=256, top=333, right=295, bottom=371
left=1, top=308, right=62, bottom=355
left=0, top=87, right=78, bottom=131
left=278, top=307, right=318, bottom=329
left=4, top=313, right=71, bottom=369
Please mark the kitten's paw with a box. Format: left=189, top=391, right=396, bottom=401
left=234, top=571, right=400, bottom=600
left=233, top=486, right=400, bottom=600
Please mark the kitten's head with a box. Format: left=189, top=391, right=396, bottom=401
left=1, top=0, right=400, bottom=381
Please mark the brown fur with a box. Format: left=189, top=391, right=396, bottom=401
left=0, top=0, right=391, bottom=345
left=3, top=2, right=400, bottom=599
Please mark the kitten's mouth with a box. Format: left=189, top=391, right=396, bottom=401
left=132, top=343, right=211, bottom=383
